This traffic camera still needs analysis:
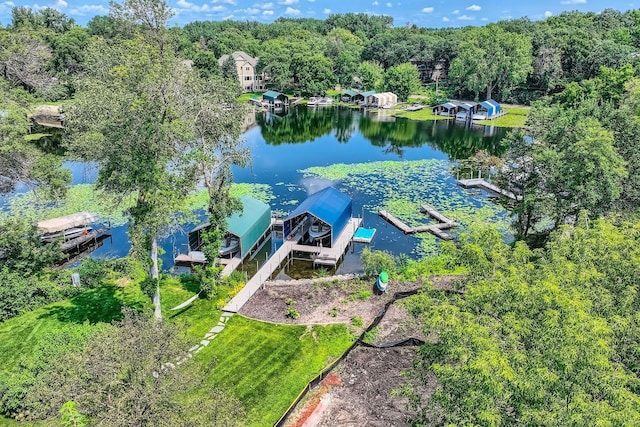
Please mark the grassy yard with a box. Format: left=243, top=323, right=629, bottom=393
left=0, top=269, right=355, bottom=426
left=237, top=92, right=263, bottom=102
left=160, top=275, right=224, bottom=340
left=197, top=315, right=355, bottom=426
left=476, top=106, right=530, bottom=128
left=392, top=108, right=454, bottom=121
left=0, top=280, right=149, bottom=373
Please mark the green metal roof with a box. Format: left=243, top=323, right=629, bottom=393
left=263, top=90, right=281, bottom=98
left=361, top=90, right=377, bottom=97
left=342, top=89, right=359, bottom=96
left=227, top=195, right=272, bottom=258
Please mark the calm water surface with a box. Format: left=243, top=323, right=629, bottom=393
left=61, top=107, right=510, bottom=273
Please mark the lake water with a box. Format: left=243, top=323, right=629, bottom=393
left=17, top=106, right=512, bottom=275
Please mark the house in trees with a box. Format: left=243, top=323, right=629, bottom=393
left=217, top=51, right=267, bottom=92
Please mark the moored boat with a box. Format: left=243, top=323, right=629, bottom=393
left=309, top=220, right=330, bottom=242
left=219, top=236, right=240, bottom=256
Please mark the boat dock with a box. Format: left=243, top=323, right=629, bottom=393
left=378, top=204, right=458, bottom=241
left=223, top=217, right=361, bottom=313
left=457, top=178, right=522, bottom=201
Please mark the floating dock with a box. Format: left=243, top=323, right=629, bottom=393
left=223, top=217, right=361, bottom=313
left=457, top=178, right=522, bottom=201
left=378, top=204, right=457, bottom=241
left=352, top=227, right=376, bottom=244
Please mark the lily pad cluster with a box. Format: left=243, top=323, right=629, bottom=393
left=302, top=159, right=512, bottom=256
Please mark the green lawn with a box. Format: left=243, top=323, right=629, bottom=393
left=237, top=92, right=263, bottom=102
left=476, top=106, right=530, bottom=128
left=392, top=108, right=453, bottom=121
left=0, top=281, right=149, bottom=373
left=197, top=315, right=355, bottom=426
left=160, top=275, right=223, bottom=340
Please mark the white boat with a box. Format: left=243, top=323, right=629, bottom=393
left=41, top=226, right=93, bottom=243
left=219, top=236, right=240, bottom=256
left=307, top=97, right=320, bottom=106
left=317, top=97, right=333, bottom=106
left=309, top=220, right=330, bottom=242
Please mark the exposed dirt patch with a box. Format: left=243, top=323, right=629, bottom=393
left=370, top=303, right=426, bottom=345
left=287, top=346, right=436, bottom=427
left=239, top=277, right=422, bottom=332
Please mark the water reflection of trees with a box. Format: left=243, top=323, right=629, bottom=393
left=256, top=107, right=510, bottom=159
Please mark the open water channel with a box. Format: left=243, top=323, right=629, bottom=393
left=7, top=106, right=513, bottom=276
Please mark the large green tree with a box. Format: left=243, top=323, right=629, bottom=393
left=380, top=62, right=420, bottom=101
left=449, top=25, right=532, bottom=100
left=66, top=0, right=196, bottom=318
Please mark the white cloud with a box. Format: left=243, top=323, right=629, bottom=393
left=544, top=10, right=553, bottom=17
left=323, top=8, right=331, bottom=13
left=212, top=0, right=235, bottom=4
left=284, top=6, right=300, bottom=14
left=308, top=0, right=315, bottom=2
left=442, top=16, right=450, bottom=22
left=236, top=7, right=259, bottom=14
left=422, top=7, right=434, bottom=13
left=278, top=0, right=298, bottom=4
left=222, top=14, right=234, bottom=19
left=386, top=1, right=392, bottom=6
left=452, top=9, right=459, bottom=14
left=481, top=17, right=488, bottom=20
left=263, top=9, right=274, bottom=15
left=372, top=0, right=378, bottom=4
left=561, top=0, right=586, bottom=4
left=466, top=4, right=481, bottom=11
left=54, top=0, right=67, bottom=8
left=253, top=2, right=273, bottom=8
left=457, top=14, right=474, bottom=20
left=69, top=4, right=108, bottom=14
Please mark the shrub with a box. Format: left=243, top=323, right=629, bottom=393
left=286, top=308, right=300, bottom=319
left=351, top=316, right=363, bottom=327
left=328, top=307, right=338, bottom=317
left=361, top=247, right=396, bottom=277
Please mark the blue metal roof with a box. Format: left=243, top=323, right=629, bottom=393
left=284, top=187, right=352, bottom=245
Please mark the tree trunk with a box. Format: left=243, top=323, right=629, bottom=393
left=486, top=82, right=493, bottom=100
left=151, top=234, right=161, bottom=320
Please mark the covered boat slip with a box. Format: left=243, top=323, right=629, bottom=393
left=283, top=187, right=352, bottom=248
left=187, top=195, right=272, bottom=260
left=472, top=99, right=503, bottom=120
left=37, top=212, right=98, bottom=234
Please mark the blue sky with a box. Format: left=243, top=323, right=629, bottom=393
left=0, top=0, right=638, bottom=27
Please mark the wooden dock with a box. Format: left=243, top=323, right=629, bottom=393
left=457, top=178, right=522, bottom=201
left=223, top=218, right=362, bottom=313
left=379, top=205, right=457, bottom=241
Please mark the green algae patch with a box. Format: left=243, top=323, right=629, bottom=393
left=3, top=183, right=274, bottom=226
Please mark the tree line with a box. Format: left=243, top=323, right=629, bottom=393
left=4, top=8, right=640, bottom=102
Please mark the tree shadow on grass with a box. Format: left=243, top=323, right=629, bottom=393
left=39, top=286, right=144, bottom=325
left=178, top=274, right=202, bottom=294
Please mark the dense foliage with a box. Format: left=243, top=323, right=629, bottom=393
left=4, top=8, right=640, bottom=101
left=403, top=220, right=640, bottom=426
left=0, top=308, right=244, bottom=425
